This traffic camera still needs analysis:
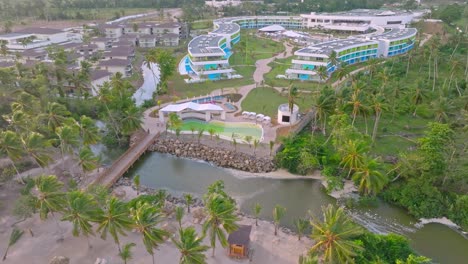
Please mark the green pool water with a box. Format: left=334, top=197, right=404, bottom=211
left=180, top=119, right=262, bottom=141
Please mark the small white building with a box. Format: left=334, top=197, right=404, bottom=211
left=98, top=59, right=133, bottom=77
left=277, top=104, right=299, bottom=125
left=159, top=102, right=226, bottom=123
left=90, top=70, right=112, bottom=96
left=0, top=28, right=72, bottom=50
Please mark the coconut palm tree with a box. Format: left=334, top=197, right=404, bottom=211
left=208, top=128, right=216, bottom=140
left=244, top=135, right=252, bottom=148
left=121, top=106, right=143, bottom=135
left=96, top=84, right=121, bottom=142
left=55, top=124, right=80, bottom=167
left=130, top=202, right=169, bottom=264
left=0, top=130, right=25, bottom=178
left=316, top=66, right=328, bottom=82
left=370, top=94, right=387, bottom=142
left=61, top=190, right=100, bottom=248
left=77, top=147, right=99, bottom=176
left=298, top=254, right=319, bottom=264
left=294, top=218, right=309, bottom=241
left=272, top=204, right=286, bottom=236
left=133, top=174, right=141, bottom=195
left=339, top=140, right=369, bottom=178
left=253, top=139, right=260, bottom=155
left=312, top=89, right=335, bottom=135
left=353, top=158, right=387, bottom=196
left=2, top=228, right=24, bottom=261
left=28, top=175, right=65, bottom=220
left=172, top=226, right=210, bottom=264
left=175, top=206, right=184, bottom=228
left=335, top=62, right=350, bottom=81
left=269, top=141, right=274, bottom=156
left=309, top=205, right=363, bottom=263
left=184, top=193, right=193, bottom=213
left=202, top=193, right=239, bottom=257
left=431, top=96, right=455, bottom=123
left=328, top=51, right=339, bottom=69
left=346, top=89, right=369, bottom=127
left=253, top=203, right=262, bottom=226
left=21, top=132, right=52, bottom=169
left=78, top=116, right=100, bottom=146
left=119, top=243, right=136, bottom=264
left=197, top=129, right=205, bottom=144
left=96, top=197, right=133, bottom=253
left=41, top=102, right=70, bottom=133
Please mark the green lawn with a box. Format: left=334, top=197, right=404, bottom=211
left=191, top=20, right=213, bottom=30
left=179, top=120, right=262, bottom=141
left=263, top=57, right=324, bottom=90
left=241, top=87, right=313, bottom=118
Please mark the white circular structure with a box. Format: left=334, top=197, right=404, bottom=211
left=277, top=104, right=299, bottom=125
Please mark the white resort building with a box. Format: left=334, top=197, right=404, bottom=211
left=286, top=28, right=417, bottom=81
left=301, top=9, right=424, bottom=32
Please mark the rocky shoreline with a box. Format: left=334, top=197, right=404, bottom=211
left=147, top=138, right=276, bottom=173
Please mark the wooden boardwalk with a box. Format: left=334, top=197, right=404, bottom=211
left=89, top=132, right=159, bottom=188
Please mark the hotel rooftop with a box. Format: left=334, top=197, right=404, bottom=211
left=188, top=35, right=225, bottom=55
left=211, top=23, right=240, bottom=35
left=317, top=9, right=413, bottom=17
left=371, top=28, right=417, bottom=40
left=298, top=38, right=377, bottom=56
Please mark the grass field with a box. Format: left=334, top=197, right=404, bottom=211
left=240, top=87, right=313, bottom=118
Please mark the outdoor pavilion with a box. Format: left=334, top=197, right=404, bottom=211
left=158, top=101, right=226, bottom=123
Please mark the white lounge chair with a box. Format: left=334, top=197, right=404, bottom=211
left=256, top=114, right=265, bottom=121
left=242, top=111, right=249, bottom=119
left=263, top=116, right=271, bottom=123
left=249, top=112, right=257, bottom=120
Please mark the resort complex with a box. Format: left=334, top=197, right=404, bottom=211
left=180, top=10, right=420, bottom=82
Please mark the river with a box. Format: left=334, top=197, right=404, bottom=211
left=126, top=152, right=468, bottom=263
left=132, top=62, right=160, bottom=106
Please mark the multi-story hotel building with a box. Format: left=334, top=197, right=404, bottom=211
left=286, top=27, right=417, bottom=81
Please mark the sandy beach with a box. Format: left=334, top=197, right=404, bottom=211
left=0, top=186, right=312, bottom=264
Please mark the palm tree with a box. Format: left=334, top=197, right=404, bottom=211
left=232, top=138, right=237, bottom=151
left=431, top=97, right=455, bottom=123
left=269, top=141, right=274, bottom=156
left=61, top=190, right=100, bottom=248
left=298, top=254, right=319, bottom=264
left=172, top=226, right=210, bottom=264
left=96, top=197, right=133, bottom=253
left=316, top=66, right=328, bottom=82
left=77, top=147, right=99, bottom=176
left=55, top=124, right=80, bottom=166
left=175, top=206, right=185, bottom=228
left=272, top=204, right=286, bottom=236
left=0, top=130, right=25, bottom=178
left=312, top=89, right=335, bottom=135
left=309, top=205, right=363, bottom=263
left=370, top=94, right=387, bottom=142
left=335, top=63, right=350, bottom=81
left=96, top=84, right=121, bottom=142
left=353, top=158, right=387, bottom=196
left=346, top=89, right=369, bottom=127
left=41, top=102, right=70, bottom=133
left=396, top=254, right=431, bottom=264
left=339, top=140, right=369, bottom=178
left=28, top=175, right=65, bottom=221
left=253, top=139, right=260, bottom=155
left=21, top=132, right=52, bottom=169
left=184, top=193, right=193, bottom=213
left=122, top=106, right=143, bottom=135
left=197, top=129, right=205, bottom=143
left=189, top=126, right=196, bottom=138
left=133, top=174, right=141, bottom=195
left=2, top=228, right=24, bottom=261
left=131, top=202, right=169, bottom=264
left=208, top=128, right=216, bottom=140
left=244, top=135, right=252, bottom=148
left=119, top=243, right=136, bottom=264
left=253, top=203, right=262, bottom=226
left=328, top=51, right=339, bottom=69
left=78, top=116, right=100, bottom=146
left=294, top=218, right=308, bottom=241
left=202, top=193, right=239, bottom=257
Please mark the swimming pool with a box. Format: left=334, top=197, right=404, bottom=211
left=192, top=95, right=224, bottom=104
left=180, top=119, right=262, bottom=142
left=224, top=102, right=236, bottom=111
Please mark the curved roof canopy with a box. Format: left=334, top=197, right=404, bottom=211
left=259, top=25, right=285, bottom=32
left=160, top=102, right=224, bottom=113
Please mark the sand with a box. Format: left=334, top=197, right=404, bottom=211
left=0, top=186, right=312, bottom=264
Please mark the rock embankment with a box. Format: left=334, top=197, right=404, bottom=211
left=148, top=138, right=276, bottom=173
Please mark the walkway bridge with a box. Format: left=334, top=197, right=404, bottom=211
left=89, top=132, right=159, bottom=188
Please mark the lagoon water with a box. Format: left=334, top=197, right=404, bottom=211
left=127, top=152, right=468, bottom=263
left=132, top=62, right=160, bottom=106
